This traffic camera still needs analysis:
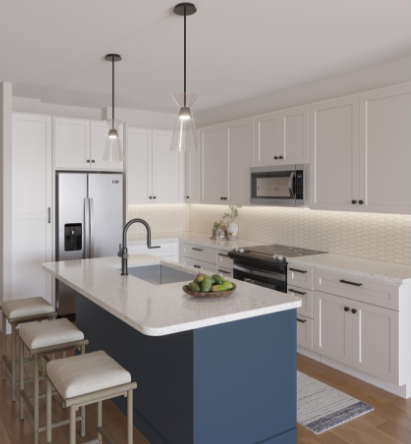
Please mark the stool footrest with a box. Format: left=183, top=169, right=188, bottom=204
left=38, top=414, right=84, bottom=432
left=97, top=427, right=115, bottom=444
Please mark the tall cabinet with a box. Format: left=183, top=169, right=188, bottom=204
left=12, top=113, right=52, bottom=303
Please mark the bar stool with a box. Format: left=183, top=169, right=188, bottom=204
left=46, top=351, right=137, bottom=444
left=1, top=297, right=57, bottom=401
left=19, top=318, right=89, bottom=444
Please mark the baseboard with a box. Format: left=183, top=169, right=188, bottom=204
left=297, top=346, right=409, bottom=399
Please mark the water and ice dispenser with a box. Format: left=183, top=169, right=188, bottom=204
left=64, top=224, right=82, bottom=251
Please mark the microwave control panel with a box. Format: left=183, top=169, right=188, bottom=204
left=295, top=171, right=304, bottom=200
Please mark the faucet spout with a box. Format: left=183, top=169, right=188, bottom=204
left=120, top=218, right=160, bottom=276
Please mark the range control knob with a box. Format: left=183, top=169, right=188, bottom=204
left=273, top=254, right=278, bottom=260
left=278, top=255, right=283, bottom=261
left=239, top=248, right=244, bottom=254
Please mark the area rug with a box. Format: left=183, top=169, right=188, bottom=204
left=297, top=371, right=374, bottom=434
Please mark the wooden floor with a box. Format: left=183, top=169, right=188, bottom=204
left=0, top=332, right=409, bottom=444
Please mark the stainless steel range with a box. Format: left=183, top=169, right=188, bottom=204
left=228, top=244, right=326, bottom=293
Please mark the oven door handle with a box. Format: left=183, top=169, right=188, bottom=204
left=288, top=171, right=295, bottom=198
left=233, top=264, right=286, bottom=281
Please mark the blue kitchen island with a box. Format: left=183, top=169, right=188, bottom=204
left=43, top=255, right=301, bottom=444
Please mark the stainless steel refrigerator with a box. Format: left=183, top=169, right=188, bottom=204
left=56, top=172, right=123, bottom=316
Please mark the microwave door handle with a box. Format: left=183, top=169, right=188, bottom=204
left=288, top=171, right=295, bottom=198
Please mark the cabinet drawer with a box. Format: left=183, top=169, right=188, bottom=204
left=287, top=264, right=314, bottom=290
left=181, top=243, right=215, bottom=263
left=181, top=256, right=216, bottom=274
left=297, top=315, right=313, bottom=350
left=216, top=251, right=234, bottom=269
left=287, top=286, right=313, bottom=318
left=314, top=269, right=400, bottom=310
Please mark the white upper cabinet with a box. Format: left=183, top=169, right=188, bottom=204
left=359, top=84, right=411, bottom=214
left=310, top=96, right=360, bottom=211
left=127, top=128, right=183, bottom=204
left=127, top=128, right=152, bottom=204
left=184, top=149, right=200, bottom=203
left=201, top=124, right=229, bottom=204
left=90, top=120, right=124, bottom=170
left=12, top=113, right=52, bottom=303
left=55, top=117, right=123, bottom=171
left=55, top=118, right=91, bottom=169
left=201, top=118, right=254, bottom=205
left=255, top=106, right=308, bottom=166
left=152, top=130, right=184, bottom=202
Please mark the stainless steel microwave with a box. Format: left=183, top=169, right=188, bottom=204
left=250, top=165, right=309, bottom=206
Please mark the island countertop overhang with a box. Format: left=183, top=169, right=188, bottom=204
left=42, top=254, right=301, bottom=336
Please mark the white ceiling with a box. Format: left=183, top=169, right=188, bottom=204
left=1, top=0, right=410, bottom=114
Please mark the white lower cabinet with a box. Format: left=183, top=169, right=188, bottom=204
left=313, top=291, right=400, bottom=384
left=181, top=256, right=216, bottom=274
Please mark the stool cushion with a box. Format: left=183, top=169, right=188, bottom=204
left=2, top=297, right=54, bottom=321
left=19, top=318, right=84, bottom=350
left=47, top=351, right=132, bottom=399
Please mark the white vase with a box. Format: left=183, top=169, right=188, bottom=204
left=226, top=221, right=239, bottom=237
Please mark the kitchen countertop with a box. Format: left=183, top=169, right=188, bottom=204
left=42, top=255, right=301, bottom=336
left=128, top=231, right=263, bottom=251
left=288, top=253, right=411, bottom=285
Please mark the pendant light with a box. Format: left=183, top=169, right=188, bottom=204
left=103, top=54, right=123, bottom=162
left=171, top=3, right=199, bottom=152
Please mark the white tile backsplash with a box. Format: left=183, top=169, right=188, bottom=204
left=128, top=204, right=189, bottom=238
left=189, top=204, right=411, bottom=265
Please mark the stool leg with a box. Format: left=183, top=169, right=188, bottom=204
left=2, top=313, right=6, bottom=380
left=127, top=389, right=133, bottom=444
left=11, top=323, right=16, bottom=401
left=46, top=379, right=52, bottom=444
left=97, top=401, right=102, bottom=443
left=70, top=405, right=76, bottom=444
left=19, top=338, right=24, bottom=420
left=34, top=354, right=39, bottom=444
left=80, top=344, right=86, bottom=437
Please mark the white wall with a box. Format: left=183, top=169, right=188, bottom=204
left=196, top=57, right=411, bottom=127
left=0, top=82, right=12, bottom=317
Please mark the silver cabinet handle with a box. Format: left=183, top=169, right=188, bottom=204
left=218, top=269, right=231, bottom=274
left=218, top=253, right=229, bottom=257
left=89, top=198, right=95, bottom=257
left=192, top=247, right=203, bottom=252
left=289, top=268, right=307, bottom=274
left=297, top=318, right=307, bottom=323
left=84, top=198, right=90, bottom=259
left=47, top=208, right=51, bottom=224
left=288, top=288, right=306, bottom=296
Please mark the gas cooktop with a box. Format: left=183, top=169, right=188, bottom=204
left=229, top=244, right=327, bottom=262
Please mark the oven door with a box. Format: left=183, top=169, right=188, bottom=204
left=233, top=263, right=286, bottom=293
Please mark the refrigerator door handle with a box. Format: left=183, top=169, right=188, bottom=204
left=84, top=198, right=90, bottom=259
left=90, top=197, right=95, bottom=257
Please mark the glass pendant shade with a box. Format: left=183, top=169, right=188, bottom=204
left=171, top=92, right=199, bottom=152
left=103, top=119, right=123, bottom=161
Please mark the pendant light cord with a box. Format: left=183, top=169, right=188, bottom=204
left=184, top=5, right=186, bottom=107
left=112, top=55, right=115, bottom=129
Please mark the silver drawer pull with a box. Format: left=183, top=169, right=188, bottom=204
left=297, top=318, right=307, bottom=323
left=192, top=247, right=203, bottom=252
left=289, top=268, right=307, bottom=274
left=218, top=269, right=231, bottom=275
left=288, top=288, right=306, bottom=296
left=339, top=279, right=362, bottom=287
left=218, top=253, right=229, bottom=257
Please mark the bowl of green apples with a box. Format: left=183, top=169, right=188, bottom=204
left=183, top=273, right=236, bottom=298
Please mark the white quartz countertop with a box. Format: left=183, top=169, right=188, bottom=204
left=128, top=232, right=263, bottom=251
left=288, top=254, right=411, bottom=285
left=42, top=255, right=301, bottom=337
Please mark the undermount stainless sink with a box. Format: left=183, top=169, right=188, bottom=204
left=128, top=264, right=196, bottom=285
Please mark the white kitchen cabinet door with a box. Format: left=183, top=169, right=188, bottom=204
left=184, top=149, right=200, bottom=203
left=310, top=96, right=360, bottom=211
left=201, top=124, right=229, bottom=204
left=54, top=118, right=91, bottom=169
left=227, top=118, right=255, bottom=205
left=90, top=121, right=124, bottom=171
left=127, top=128, right=152, bottom=203
left=313, top=292, right=352, bottom=366
left=351, top=302, right=399, bottom=384
left=12, top=114, right=52, bottom=303
left=255, top=111, right=282, bottom=166
left=359, top=84, right=411, bottom=214
left=282, top=106, right=309, bottom=164
left=255, top=106, right=308, bottom=166
left=152, top=130, right=183, bottom=202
